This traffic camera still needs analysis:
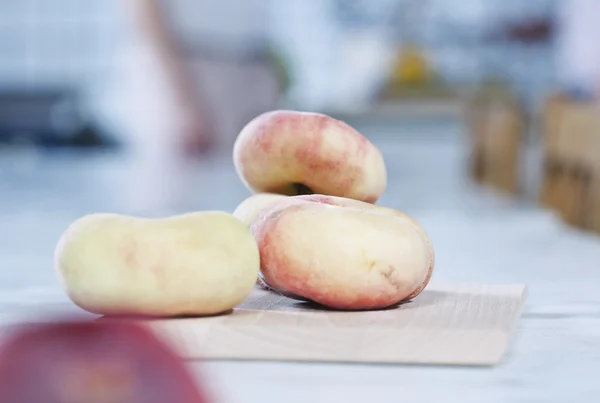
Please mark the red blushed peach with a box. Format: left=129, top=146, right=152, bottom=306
left=233, top=110, right=387, bottom=203
left=252, top=194, right=435, bottom=303
left=0, top=320, right=209, bottom=403
left=251, top=196, right=433, bottom=310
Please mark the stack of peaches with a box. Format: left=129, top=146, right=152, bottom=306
left=55, top=110, right=435, bottom=316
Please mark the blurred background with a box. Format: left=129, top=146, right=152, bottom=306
left=0, top=0, right=599, bottom=304
left=1, top=2, right=600, bottom=402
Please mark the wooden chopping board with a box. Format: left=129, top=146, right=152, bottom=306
left=145, top=283, right=527, bottom=366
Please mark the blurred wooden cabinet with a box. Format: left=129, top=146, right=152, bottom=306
left=467, top=88, right=600, bottom=235
left=466, top=89, right=524, bottom=196
left=539, top=95, right=600, bottom=232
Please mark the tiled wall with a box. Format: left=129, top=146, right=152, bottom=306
left=0, top=0, right=126, bottom=89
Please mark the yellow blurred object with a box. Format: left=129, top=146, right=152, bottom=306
left=391, top=45, right=431, bottom=86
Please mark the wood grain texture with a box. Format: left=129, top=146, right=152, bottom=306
left=145, top=283, right=527, bottom=367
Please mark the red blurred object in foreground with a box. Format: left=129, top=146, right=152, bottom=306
left=0, top=320, right=210, bottom=403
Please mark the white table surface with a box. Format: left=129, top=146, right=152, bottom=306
left=0, top=121, right=599, bottom=403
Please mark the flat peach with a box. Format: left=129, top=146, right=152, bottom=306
left=233, top=110, right=387, bottom=203
left=251, top=195, right=433, bottom=310
left=232, top=193, right=289, bottom=227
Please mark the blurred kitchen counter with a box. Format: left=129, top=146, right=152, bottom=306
left=325, top=81, right=519, bottom=123
left=0, top=119, right=599, bottom=402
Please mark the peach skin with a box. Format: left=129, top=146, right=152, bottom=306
left=251, top=195, right=434, bottom=310
left=233, top=110, right=387, bottom=203
left=232, top=193, right=289, bottom=227
left=55, top=211, right=260, bottom=317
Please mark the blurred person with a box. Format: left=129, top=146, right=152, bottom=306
left=117, top=0, right=399, bottom=156
left=102, top=0, right=280, bottom=213
left=118, top=0, right=280, bottom=157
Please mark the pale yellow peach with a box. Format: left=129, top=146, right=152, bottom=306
left=55, top=212, right=259, bottom=316
left=232, top=193, right=289, bottom=227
